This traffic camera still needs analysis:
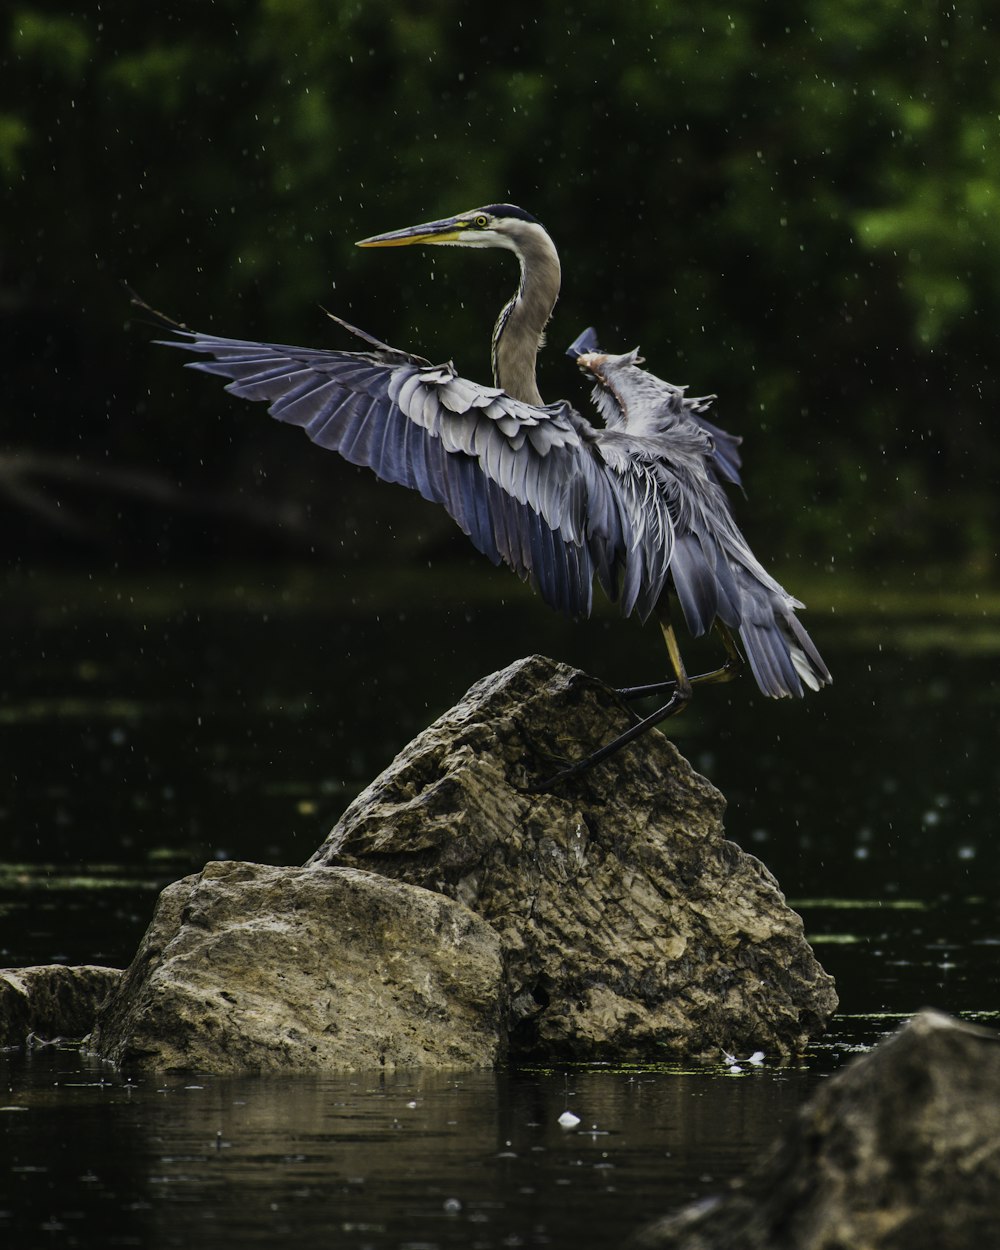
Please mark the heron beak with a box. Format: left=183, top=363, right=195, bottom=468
left=356, top=216, right=466, bottom=248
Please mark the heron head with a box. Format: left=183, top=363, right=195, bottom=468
left=357, top=204, right=546, bottom=255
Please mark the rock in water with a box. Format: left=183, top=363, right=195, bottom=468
left=90, top=655, right=834, bottom=1072
left=308, top=654, right=836, bottom=1060
left=629, top=1010, right=1000, bottom=1249
left=91, top=862, right=505, bottom=1073
left=0, top=965, right=122, bottom=1045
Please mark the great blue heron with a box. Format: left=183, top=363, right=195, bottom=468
left=154, top=203, right=830, bottom=787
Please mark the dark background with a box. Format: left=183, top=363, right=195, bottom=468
left=2, top=1, right=996, bottom=584
left=3, top=18, right=997, bottom=1248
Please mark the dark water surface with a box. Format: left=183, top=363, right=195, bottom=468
left=2, top=1052, right=824, bottom=1250
left=2, top=567, right=999, bottom=1247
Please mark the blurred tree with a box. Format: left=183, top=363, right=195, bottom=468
left=1, top=0, right=996, bottom=576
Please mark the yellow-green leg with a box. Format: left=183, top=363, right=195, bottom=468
left=618, top=619, right=743, bottom=702
left=531, top=598, right=702, bottom=791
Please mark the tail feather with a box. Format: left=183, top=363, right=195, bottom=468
left=784, top=611, right=832, bottom=693
left=664, top=523, right=831, bottom=698
left=732, top=571, right=831, bottom=699
left=740, top=617, right=803, bottom=698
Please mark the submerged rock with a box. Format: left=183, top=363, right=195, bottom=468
left=0, top=964, right=122, bottom=1046
left=309, top=654, right=836, bottom=1060
left=91, top=861, right=505, bottom=1073
left=629, top=1010, right=1000, bottom=1250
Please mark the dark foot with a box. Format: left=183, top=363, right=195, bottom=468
left=526, top=690, right=690, bottom=794
left=617, top=680, right=678, bottom=701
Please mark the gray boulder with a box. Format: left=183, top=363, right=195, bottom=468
left=308, top=654, right=836, bottom=1060
left=91, top=861, right=505, bottom=1073
left=0, top=964, right=122, bottom=1046
left=629, top=1009, right=1000, bottom=1250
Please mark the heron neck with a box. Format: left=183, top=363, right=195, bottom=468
left=491, top=232, right=561, bottom=406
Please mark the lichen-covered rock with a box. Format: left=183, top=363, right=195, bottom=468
left=91, top=861, right=505, bottom=1073
left=0, top=964, right=122, bottom=1046
left=308, top=654, right=836, bottom=1060
left=628, top=1010, right=1000, bottom=1250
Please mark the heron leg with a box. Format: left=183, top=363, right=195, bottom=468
left=617, top=622, right=743, bottom=700
left=529, top=606, right=693, bottom=792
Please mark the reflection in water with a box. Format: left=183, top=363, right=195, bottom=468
left=1, top=1051, right=817, bottom=1250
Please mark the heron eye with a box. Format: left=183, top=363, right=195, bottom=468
left=474, top=214, right=489, bottom=228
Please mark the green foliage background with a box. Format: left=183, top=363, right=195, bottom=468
left=2, top=0, right=997, bottom=578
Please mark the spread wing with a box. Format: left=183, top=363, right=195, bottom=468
left=160, top=322, right=668, bottom=619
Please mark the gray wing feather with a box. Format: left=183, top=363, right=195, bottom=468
left=160, top=330, right=642, bottom=619
left=657, top=469, right=830, bottom=696
left=587, top=441, right=675, bottom=621
left=738, top=581, right=806, bottom=697
left=670, top=533, right=719, bottom=637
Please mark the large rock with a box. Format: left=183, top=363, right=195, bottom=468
left=91, top=861, right=505, bottom=1073
left=308, top=654, right=836, bottom=1060
left=629, top=1010, right=1000, bottom=1250
left=0, top=964, right=122, bottom=1045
